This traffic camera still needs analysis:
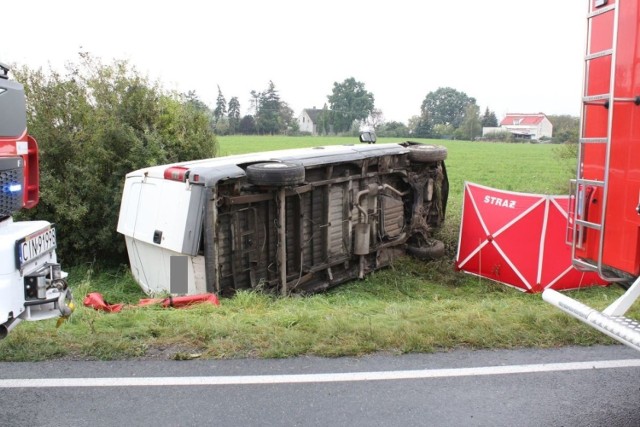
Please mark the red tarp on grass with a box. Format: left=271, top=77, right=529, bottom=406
left=84, top=292, right=220, bottom=313
left=455, top=182, right=608, bottom=293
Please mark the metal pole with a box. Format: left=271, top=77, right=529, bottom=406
left=278, top=188, right=287, bottom=296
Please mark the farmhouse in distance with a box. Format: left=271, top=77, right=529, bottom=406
left=483, top=113, right=553, bottom=141
left=298, top=108, right=325, bottom=135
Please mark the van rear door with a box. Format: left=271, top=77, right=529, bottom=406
left=117, top=176, right=205, bottom=256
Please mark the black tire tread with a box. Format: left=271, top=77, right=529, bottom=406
left=246, top=162, right=305, bottom=186
left=406, top=239, right=446, bottom=261
left=408, top=144, right=448, bottom=163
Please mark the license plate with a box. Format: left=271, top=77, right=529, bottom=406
left=16, top=226, right=57, bottom=269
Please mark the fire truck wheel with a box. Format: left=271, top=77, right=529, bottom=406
left=406, top=239, right=445, bottom=260
left=408, top=144, right=448, bottom=163
left=617, top=281, right=632, bottom=291
left=246, top=162, right=305, bottom=186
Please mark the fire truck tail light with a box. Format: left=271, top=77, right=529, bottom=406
left=22, top=135, right=39, bottom=209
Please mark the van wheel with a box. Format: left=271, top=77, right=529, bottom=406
left=406, top=239, right=445, bottom=261
left=408, top=144, right=448, bottom=163
left=246, top=162, right=305, bottom=186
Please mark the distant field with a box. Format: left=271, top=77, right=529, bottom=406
left=2, top=136, right=622, bottom=362
left=217, top=135, right=354, bottom=156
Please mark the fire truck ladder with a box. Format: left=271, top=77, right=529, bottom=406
left=570, top=1, right=627, bottom=282
left=545, top=1, right=640, bottom=352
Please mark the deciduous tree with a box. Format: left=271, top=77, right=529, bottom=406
left=184, top=90, right=209, bottom=112
left=317, top=104, right=332, bottom=135
left=366, top=108, right=385, bottom=131
left=279, top=101, right=298, bottom=134
left=239, top=115, right=257, bottom=134
left=421, top=87, right=476, bottom=128
left=407, top=115, right=421, bottom=135
left=327, top=78, right=375, bottom=133
left=413, top=113, right=433, bottom=138
left=457, top=103, right=482, bottom=141
left=377, top=121, right=409, bottom=138
left=547, top=115, right=579, bottom=143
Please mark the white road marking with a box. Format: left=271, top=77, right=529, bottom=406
left=2, top=359, right=640, bottom=388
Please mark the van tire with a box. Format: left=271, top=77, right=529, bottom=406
left=246, top=162, right=305, bottom=186
left=406, top=239, right=445, bottom=261
left=408, top=144, right=448, bottom=163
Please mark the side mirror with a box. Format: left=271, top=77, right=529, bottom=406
left=0, top=62, right=9, bottom=79
left=359, top=131, right=377, bottom=144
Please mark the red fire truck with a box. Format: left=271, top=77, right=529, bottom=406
left=0, top=62, right=73, bottom=338
left=543, top=0, right=640, bottom=351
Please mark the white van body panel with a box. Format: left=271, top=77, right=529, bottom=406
left=123, top=237, right=206, bottom=295
left=117, top=176, right=204, bottom=255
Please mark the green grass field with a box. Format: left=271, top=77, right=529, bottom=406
left=0, top=136, right=627, bottom=361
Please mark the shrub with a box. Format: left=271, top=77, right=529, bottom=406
left=14, top=53, right=217, bottom=264
left=482, top=131, right=513, bottom=142
left=553, top=142, right=579, bottom=175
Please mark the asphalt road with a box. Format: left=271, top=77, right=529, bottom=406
left=1, top=345, right=640, bottom=427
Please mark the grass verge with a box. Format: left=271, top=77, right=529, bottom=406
left=0, top=136, right=630, bottom=361
left=0, top=256, right=626, bottom=362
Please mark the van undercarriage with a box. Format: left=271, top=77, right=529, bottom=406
left=208, top=147, right=448, bottom=295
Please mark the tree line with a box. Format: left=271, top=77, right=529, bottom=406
left=212, top=77, right=376, bottom=136
left=213, top=80, right=507, bottom=141
left=213, top=79, right=579, bottom=142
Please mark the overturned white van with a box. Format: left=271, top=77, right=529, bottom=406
left=117, top=139, right=448, bottom=296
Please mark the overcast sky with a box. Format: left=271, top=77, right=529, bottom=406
left=3, top=0, right=585, bottom=123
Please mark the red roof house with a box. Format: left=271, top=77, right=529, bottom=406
left=497, top=113, right=553, bottom=140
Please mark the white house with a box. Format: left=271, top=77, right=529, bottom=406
left=298, top=108, right=325, bottom=135
left=483, top=113, right=553, bottom=140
